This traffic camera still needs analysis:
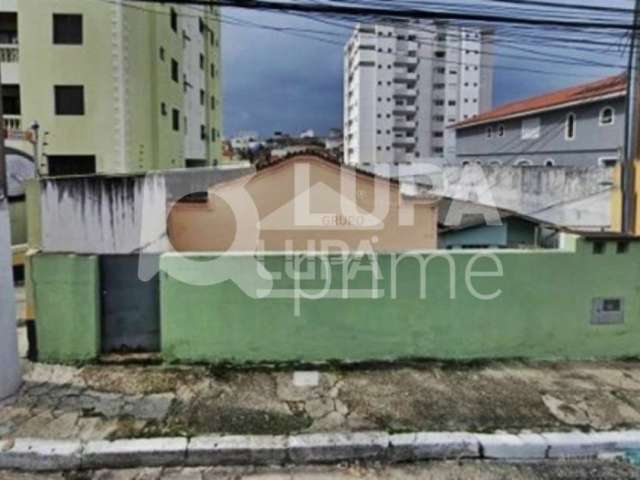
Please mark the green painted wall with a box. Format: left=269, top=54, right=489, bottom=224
left=16, top=1, right=222, bottom=173
left=31, top=254, right=100, bottom=363
left=159, top=239, right=640, bottom=363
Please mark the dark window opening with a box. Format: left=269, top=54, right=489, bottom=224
left=161, top=102, right=167, bottom=116
left=593, top=242, right=606, bottom=255
left=172, top=108, right=180, bottom=131
left=3, top=84, right=20, bottom=115
left=199, top=18, right=204, bottom=34
left=210, top=63, right=215, bottom=78
left=186, top=159, right=208, bottom=168
left=211, top=128, right=216, bottom=142
left=211, top=96, right=216, bottom=109
left=200, top=125, right=206, bottom=140
left=53, top=14, right=82, bottom=45
left=200, top=89, right=205, bottom=105
left=199, top=54, right=204, bottom=69
left=170, top=8, right=178, bottom=32
left=171, top=59, right=179, bottom=83
left=159, top=47, right=165, bottom=61
left=0, top=12, right=18, bottom=44
left=48, top=155, right=96, bottom=176
left=617, top=242, right=630, bottom=254
left=54, top=85, right=84, bottom=115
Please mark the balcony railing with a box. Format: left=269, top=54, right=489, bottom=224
left=0, top=44, right=18, bottom=63
left=4, top=115, right=21, bottom=131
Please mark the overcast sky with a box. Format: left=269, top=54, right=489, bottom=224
left=221, top=1, right=631, bottom=138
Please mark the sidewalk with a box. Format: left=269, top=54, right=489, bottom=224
left=4, top=350, right=640, bottom=441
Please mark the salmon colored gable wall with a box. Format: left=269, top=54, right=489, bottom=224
left=167, top=155, right=438, bottom=252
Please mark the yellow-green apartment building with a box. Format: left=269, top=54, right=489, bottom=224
left=0, top=0, right=223, bottom=175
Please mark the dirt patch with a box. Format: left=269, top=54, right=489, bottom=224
left=166, top=400, right=312, bottom=435
left=80, top=366, right=206, bottom=396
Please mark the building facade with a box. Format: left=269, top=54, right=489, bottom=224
left=453, top=75, right=626, bottom=167
left=344, top=21, right=493, bottom=166
left=0, top=0, right=222, bottom=175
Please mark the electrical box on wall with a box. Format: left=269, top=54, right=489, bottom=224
left=591, top=298, right=624, bottom=325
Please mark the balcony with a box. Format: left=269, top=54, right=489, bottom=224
left=393, top=104, right=417, bottom=114
left=394, top=70, right=418, bottom=83
left=393, top=136, right=416, bottom=147
left=4, top=115, right=20, bottom=130
left=0, top=44, right=18, bottom=63
left=394, top=85, right=417, bottom=98
left=394, top=119, right=416, bottom=130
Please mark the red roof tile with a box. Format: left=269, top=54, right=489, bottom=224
left=454, top=74, right=627, bottom=129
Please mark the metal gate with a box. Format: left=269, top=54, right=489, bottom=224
left=100, top=255, right=160, bottom=353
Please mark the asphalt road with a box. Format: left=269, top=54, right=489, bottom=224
left=1, top=460, right=640, bottom=479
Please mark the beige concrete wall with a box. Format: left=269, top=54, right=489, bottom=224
left=168, top=156, right=437, bottom=252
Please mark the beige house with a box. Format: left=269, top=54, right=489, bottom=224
left=168, top=154, right=438, bottom=252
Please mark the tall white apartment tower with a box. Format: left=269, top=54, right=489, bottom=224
left=344, top=22, right=493, bottom=166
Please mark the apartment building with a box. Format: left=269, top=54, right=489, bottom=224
left=0, top=0, right=222, bottom=175
left=344, top=21, right=493, bottom=166
left=453, top=74, right=626, bottom=167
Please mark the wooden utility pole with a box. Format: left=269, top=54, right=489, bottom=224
left=623, top=0, right=640, bottom=234
left=0, top=66, right=22, bottom=400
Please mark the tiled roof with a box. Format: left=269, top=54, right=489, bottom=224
left=454, top=73, right=627, bottom=129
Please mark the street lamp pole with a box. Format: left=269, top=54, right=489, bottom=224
left=0, top=66, right=22, bottom=400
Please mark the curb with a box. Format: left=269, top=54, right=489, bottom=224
left=1, top=431, right=640, bottom=471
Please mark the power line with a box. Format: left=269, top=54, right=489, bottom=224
left=124, top=0, right=639, bottom=31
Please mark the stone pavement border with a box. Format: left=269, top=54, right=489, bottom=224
left=1, top=430, right=640, bottom=472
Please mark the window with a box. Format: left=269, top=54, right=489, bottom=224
left=544, top=159, right=555, bottom=167
left=600, top=107, right=615, bottom=126
left=448, top=100, right=456, bottom=106
left=54, top=86, right=84, bottom=115
left=3, top=85, right=20, bottom=115
left=47, top=155, right=96, bottom=176
left=199, top=18, right=205, bottom=34
left=170, top=8, right=178, bottom=32
left=433, top=131, right=443, bottom=138
left=211, top=63, right=216, bottom=78
left=171, top=59, right=179, bottom=82
left=200, top=125, right=206, bottom=140
left=497, top=125, right=505, bottom=137
left=565, top=113, right=576, bottom=140
left=486, top=126, right=493, bottom=138
left=53, top=14, right=83, bottom=45
left=211, top=128, right=216, bottom=141
left=159, top=47, right=165, bottom=61
left=435, top=51, right=445, bottom=58
left=199, top=54, right=205, bottom=69
left=599, top=157, right=619, bottom=167
left=522, top=117, right=541, bottom=140
left=200, top=89, right=205, bottom=105
left=161, top=102, right=167, bottom=116
left=172, top=108, right=180, bottom=131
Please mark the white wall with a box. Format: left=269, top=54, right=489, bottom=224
left=406, top=165, right=614, bottom=229
left=38, top=166, right=254, bottom=254
left=0, top=200, right=21, bottom=399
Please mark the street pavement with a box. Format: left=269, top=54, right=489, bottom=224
left=1, top=461, right=640, bottom=479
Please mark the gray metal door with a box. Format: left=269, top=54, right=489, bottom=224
left=100, top=255, right=160, bottom=353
